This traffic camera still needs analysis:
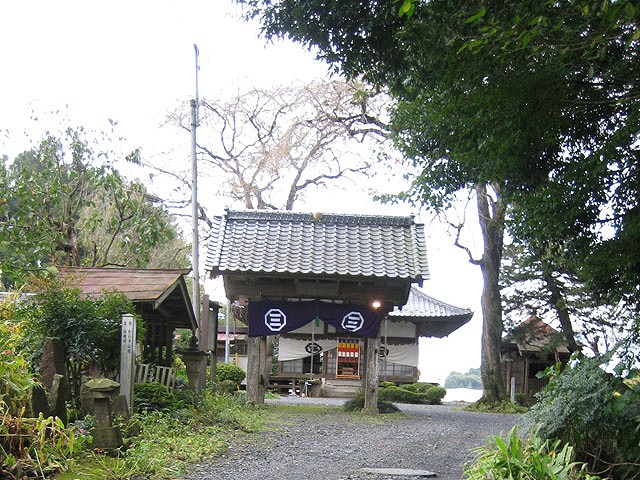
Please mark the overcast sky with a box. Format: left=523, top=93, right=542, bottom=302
left=0, top=0, right=488, bottom=383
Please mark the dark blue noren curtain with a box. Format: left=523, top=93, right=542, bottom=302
left=248, top=300, right=383, bottom=338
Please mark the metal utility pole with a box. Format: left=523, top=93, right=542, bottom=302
left=191, top=44, right=201, bottom=335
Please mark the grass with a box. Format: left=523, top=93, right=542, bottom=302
left=464, top=399, right=528, bottom=414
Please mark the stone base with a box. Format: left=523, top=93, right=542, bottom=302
left=92, top=426, right=123, bottom=449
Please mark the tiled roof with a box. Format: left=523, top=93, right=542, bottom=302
left=206, top=209, right=429, bottom=281
left=389, top=285, right=473, bottom=338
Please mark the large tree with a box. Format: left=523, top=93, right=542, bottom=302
left=242, top=0, right=639, bottom=400
left=0, top=128, right=189, bottom=287
left=166, top=79, right=387, bottom=213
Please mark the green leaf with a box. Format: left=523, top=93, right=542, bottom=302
left=465, top=8, right=487, bottom=24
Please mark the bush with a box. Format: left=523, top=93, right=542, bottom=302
left=343, top=389, right=400, bottom=413
left=215, top=363, right=246, bottom=388
left=402, top=382, right=433, bottom=394
left=378, top=383, right=446, bottom=404
left=525, top=358, right=640, bottom=479
left=0, top=315, right=38, bottom=415
left=463, top=426, right=596, bottom=480
left=379, top=385, right=427, bottom=404
left=218, top=379, right=238, bottom=393
left=425, top=385, right=446, bottom=404
left=133, top=383, right=176, bottom=413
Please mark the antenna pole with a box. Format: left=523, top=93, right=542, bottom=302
left=191, top=44, right=201, bottom=337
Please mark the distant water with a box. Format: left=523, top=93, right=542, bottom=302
left=444, top=387, right=483, bottom=403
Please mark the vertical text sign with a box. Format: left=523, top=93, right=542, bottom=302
left=119, top=314, right=136, bottom=413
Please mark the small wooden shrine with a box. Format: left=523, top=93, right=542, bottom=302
left=501, top=315, right=575, bottom=398
left=60, top=267, right=197, bottom=366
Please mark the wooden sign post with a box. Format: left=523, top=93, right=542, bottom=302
left=119, top=314, right=136, bottom=413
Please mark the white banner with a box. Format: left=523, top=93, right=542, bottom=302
left=380, top=342, right=419, bottom=367
left=278, top=337, right=337, bottom=361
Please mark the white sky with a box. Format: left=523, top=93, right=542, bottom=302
left=0, top=0, right=487, bottom=383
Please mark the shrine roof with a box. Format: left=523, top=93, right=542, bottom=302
left=59, top=267, right=196, bottom=330
left=205, top=209, right=429, bottom=281
left=389, top=285, right=473, bottom=338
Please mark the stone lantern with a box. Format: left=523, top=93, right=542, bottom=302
left=179, top=335, right=208, bottom=393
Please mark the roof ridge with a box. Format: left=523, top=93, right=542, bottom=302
left=224, top=209, right=417, bottom=226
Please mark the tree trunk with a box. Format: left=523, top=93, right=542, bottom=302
left=543, top=270, right=581, bottom=354
left=476, top=183, right=507, bottom=403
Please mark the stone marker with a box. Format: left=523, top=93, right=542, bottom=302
left=39, top=337, right=66, bottom=393
left=48, top=373, right=69, bottom=425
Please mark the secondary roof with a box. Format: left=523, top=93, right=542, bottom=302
left=59, top=267, right=196, bottom=330
left=389, top=285, right=473, bottom=338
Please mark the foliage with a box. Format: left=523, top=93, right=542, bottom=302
left=463, top=426, right=598, bottom=480
left=445, top=368, right=483, bottom=389
left=0, top=127, right=188, bottom=287
left=425, top=386, right=446, bottom=404
left=61, top=390, right=266, bottom=479
left=377, top=382, right=445, bottom=405
left=133, top=383, right=177, bottom=414
left=0, top=297, right=39, bottom=415
left=14, top=280, right=137, bottom=407
left=465, top=400, right=528, bottom=415
left=215, top=362, right=246, bottom=389
left=218, top=379, right=238, bottom=394
left=343, top=389, right=400, bottom=414
left=525, top=357, right=640, bottom=479
left=0, top=406, right=88, bottom=478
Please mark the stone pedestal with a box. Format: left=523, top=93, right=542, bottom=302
left=179, top=336, right=208, bottom=393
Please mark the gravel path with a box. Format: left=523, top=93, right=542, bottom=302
left=185, top=397, right=520, bottom=480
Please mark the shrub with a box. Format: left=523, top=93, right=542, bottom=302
left=463, top=426, right=596, bottom=480
left=215, top=363, right=246, bottom=388
left=425, top=385, right=446, bottom=404
left=343, top=389, right=400, bottom=413
left=133, top=383, right=176, bottom=413
left=0, top=315, right=38, bottom=415
left=218, top=379, right=238, bottom=393
left=525, top=358, right=640, bottom=479
left=377, top=383, right=446, bottom=404
left=402, top=382, right=433, bottom=394
left=0, top=406, right=87, bottom=478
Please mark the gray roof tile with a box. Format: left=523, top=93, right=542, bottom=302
left=389, top=285, right=473, bottom=338
left=391, top=285, right=472, bottom=319
left=206, top=209, right=429, bottom=281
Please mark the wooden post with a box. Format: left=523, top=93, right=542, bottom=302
left=119, top=314, right=136, bottom=414
left=199, top=295, right=210, bottom=388
left=246, top=336, right=261, bottom=404
left=363, top=335, right=380, bottom=414
left=258, top=336, right=271, bottom=400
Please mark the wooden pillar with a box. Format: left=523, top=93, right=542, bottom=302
left=363, top=335, right=380, bottom=414
left=247, top=336, right=265, bottom=404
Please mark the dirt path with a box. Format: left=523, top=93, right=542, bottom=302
left=185, top=397, right=520, bottom=480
